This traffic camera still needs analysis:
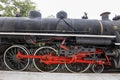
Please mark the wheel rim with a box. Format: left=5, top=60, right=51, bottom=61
left=33, top=46, right=60, bottom=72
left=65, top=63, right=90, bottom=73
left=92, top=64, right=104, bottom=73
left=4, top=45, right=29, bottom=71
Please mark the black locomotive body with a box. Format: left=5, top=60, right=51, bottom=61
left=0, top=11, right=120, bottom=73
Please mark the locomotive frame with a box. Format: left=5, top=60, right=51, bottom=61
left=1, top=32, right=119, bottom=73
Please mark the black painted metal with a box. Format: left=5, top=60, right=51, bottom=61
left=0, top=17, right=119, bottom=35
left=0, top=11, right=120, bottom=71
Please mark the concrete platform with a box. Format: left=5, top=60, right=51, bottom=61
left=0, top=71, right=120, bottom=80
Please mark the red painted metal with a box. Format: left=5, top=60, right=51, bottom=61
left=15, top=38, right=111, bottom=66
left=29, top=37, right=66, bottom=45
left=105, top=55, right=111, bottom=65
left=16, top=48, right=110, bottom=66
left=60, top=45, right=69, bottom=50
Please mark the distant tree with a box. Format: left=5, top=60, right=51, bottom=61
left=0, top=0, right=36, bottom=17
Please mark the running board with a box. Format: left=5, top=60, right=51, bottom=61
left=115, top=43, right=120, bottom=45
left=0, top=32, right=116, bottom=38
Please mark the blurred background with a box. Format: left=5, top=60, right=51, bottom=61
left=0, top=0, right=120, bottom=19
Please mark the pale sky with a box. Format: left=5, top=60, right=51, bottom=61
left=33, top=0, right=120, bottom=19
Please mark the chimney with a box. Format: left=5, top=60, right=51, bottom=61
left=100, top=12, right=111, bottom=20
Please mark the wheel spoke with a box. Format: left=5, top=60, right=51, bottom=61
left=11, top=49, right=15, bottom=55
left=92, top=64, right=104, bottom=73
left=4, top=45, right=29, bottom=71
left=14, top=47, right=17, bottom=54
left=65, top=63, right=90, bottom=73
left=33, top=46, right=59, bottom=72
left=7, top=52, right=13, bottom=56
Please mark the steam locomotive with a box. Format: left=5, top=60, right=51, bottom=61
left=0, top=10, right=120, bottom=73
